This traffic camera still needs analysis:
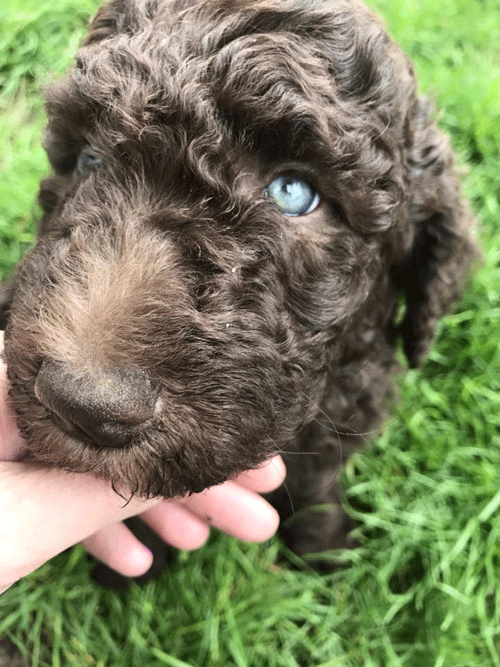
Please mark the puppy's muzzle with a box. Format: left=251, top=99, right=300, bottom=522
left=34, top=359, right=158, bottom=447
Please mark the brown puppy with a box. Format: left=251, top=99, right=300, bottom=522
left=1, top=0, right=477, bottom=563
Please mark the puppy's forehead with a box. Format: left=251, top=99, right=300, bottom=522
left=59, top=0, right=342, bottom=160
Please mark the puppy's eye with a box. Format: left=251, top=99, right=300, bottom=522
left=76, top=149, right=102, bottom=175
left=265, top=174, right=321, bottom=216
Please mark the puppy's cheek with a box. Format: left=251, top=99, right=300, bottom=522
left=283, top=238, right=382, bottom=331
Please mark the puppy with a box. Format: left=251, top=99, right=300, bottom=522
left=1, top=0, right=477, bottom=567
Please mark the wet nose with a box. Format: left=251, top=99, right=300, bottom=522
left=34, top=359, right=158, bottom=447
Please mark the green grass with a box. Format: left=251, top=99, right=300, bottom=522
left=1, top=0, right=499, bottom=665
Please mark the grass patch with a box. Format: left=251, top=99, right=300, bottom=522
left=1, top=0, right=500, bottom=665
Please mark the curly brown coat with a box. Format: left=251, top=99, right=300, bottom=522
left=1, top=0, right=478, bottom=563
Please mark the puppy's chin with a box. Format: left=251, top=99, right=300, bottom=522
left=9, top=375, right=289, bottom=499
left=16, top=426, right=237, bottom=499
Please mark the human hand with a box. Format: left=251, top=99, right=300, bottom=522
left=0, top=339, right=285, bottom=593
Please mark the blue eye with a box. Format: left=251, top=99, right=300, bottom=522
left=77, top=149, right=102, bottom=175
left=265, top=174, right=321, bottom=216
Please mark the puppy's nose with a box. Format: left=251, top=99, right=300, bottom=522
left=34, top=359, right=158, bottom=447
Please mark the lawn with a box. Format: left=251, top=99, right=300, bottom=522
left=0, top=0, right=499, bottom=665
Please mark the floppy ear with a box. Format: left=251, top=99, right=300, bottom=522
left=391, top=97, right=479, bottom=368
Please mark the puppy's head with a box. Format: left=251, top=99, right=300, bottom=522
left=3, top=0, right=477, bottom=497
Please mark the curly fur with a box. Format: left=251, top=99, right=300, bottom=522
left=1, top=0, right=478, bottom=561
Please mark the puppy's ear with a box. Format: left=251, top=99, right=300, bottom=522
left=391, top=98, right=479, bottom=368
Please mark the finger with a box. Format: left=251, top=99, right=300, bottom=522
left=182, top=481, right=280, bottom=543
left=140, top=501, right=210, bottom=550
left=82, top=522, right=154, bottom=577
left=0, top=462, right=160, bottom=587
left=234, top=455, right=286, bottom=493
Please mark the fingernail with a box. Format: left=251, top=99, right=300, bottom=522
left=139, top=545, right=154, bottom=566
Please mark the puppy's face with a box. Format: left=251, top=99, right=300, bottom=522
left=3, top=0, right=465, bottom=497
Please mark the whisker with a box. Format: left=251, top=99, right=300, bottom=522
left=278, top=449, right=322, bottom=456
left=298, top=388, right=345, bottom=463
